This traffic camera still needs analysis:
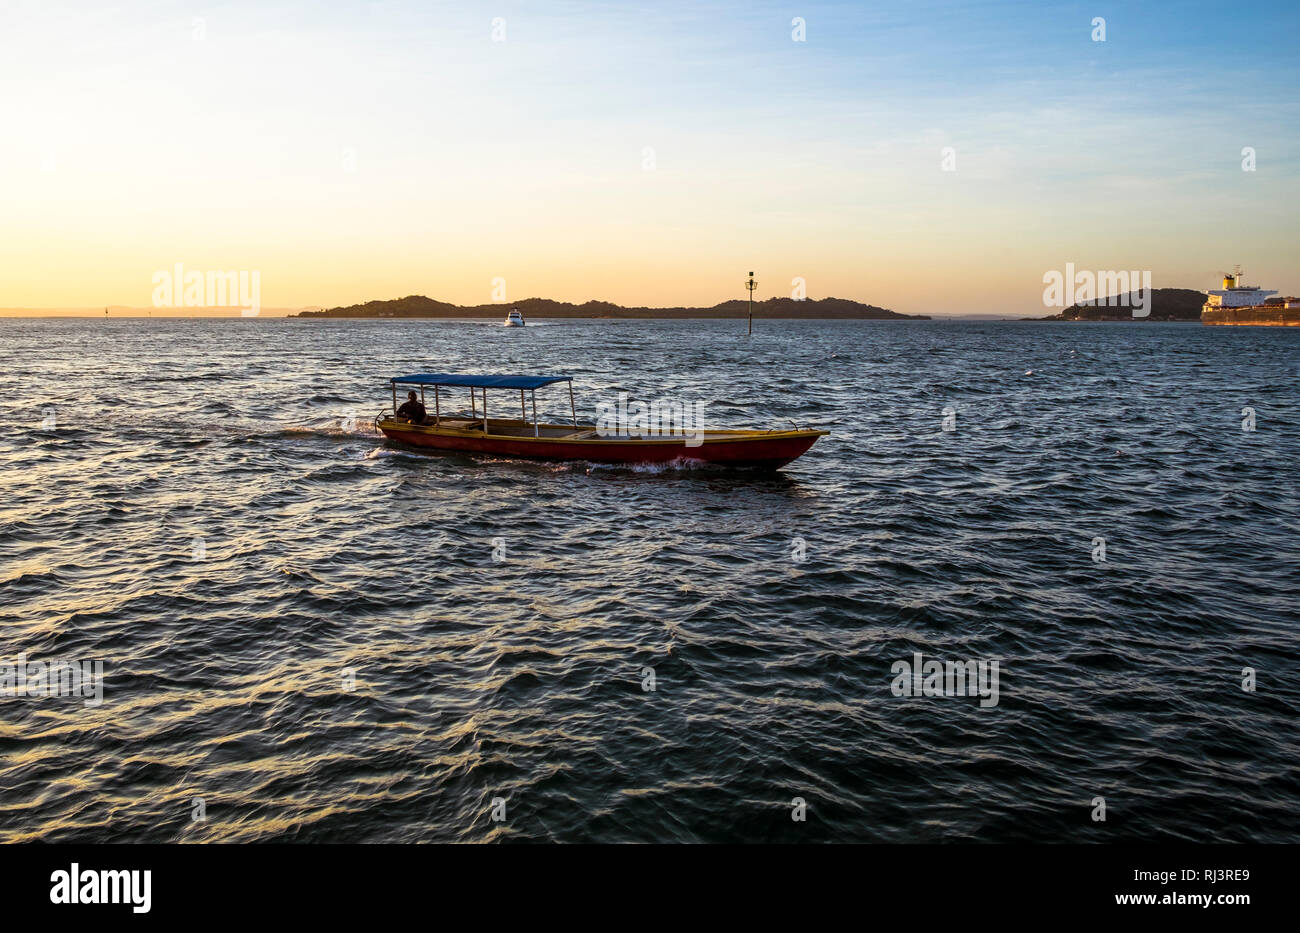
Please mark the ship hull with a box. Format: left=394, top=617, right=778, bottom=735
left=1202, top=307, right=1300, bottom=326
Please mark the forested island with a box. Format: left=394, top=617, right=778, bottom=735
left=1037, top=288, right=1207, bottom=321
left=295, top=295, right=927, bottom=320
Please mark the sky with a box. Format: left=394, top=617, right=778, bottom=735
left=1, top=0, right=1297, bottom=317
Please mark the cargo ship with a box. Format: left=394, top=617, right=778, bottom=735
left=1202, top=267, right=1299, bottom=325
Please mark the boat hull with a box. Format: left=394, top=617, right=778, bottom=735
left=1202, top=306, right=1300, bottom=326
left=378, top=420, right=825, bottom=469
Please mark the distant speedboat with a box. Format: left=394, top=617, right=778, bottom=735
left=504, top=309, right=525, bottom=327
left=375, top=372, right=826, bottom=470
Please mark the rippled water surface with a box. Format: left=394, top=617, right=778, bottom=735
left=1, top=317, right=1297, bottom=842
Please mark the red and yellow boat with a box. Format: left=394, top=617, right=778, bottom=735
left=375, top=373, right=826, bottom=470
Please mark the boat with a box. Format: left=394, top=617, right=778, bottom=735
left=504, top=309, right=525, bottom=327
left=374, top=372, right=826, bottom=469
left=1202, top=267, right=1299, bottom=326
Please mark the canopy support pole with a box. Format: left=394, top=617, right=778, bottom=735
left=471, top=387, right=477, bottom=420
left=532, top=390, right=538, bottom=437
left=520, top=389, right=526, bottom=423
left=434, top=385, right=440, bottom=425
left=569, top=381, right=577, bottom=427
left=483, top=389, right=489, bottom=434
left=391, top=382, right=396, bottom=417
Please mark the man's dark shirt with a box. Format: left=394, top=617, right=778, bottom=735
left=396, top=400, right=427, bottom=423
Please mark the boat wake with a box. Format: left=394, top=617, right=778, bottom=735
left=584, top=457, right=722, bottom=474
left=271, top=418, right=383, bottom=440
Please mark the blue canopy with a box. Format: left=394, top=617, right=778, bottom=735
left=392, top=372, right=572, bottom=390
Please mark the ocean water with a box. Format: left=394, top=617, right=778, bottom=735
left=0, top=317, right=1297, bottom=843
